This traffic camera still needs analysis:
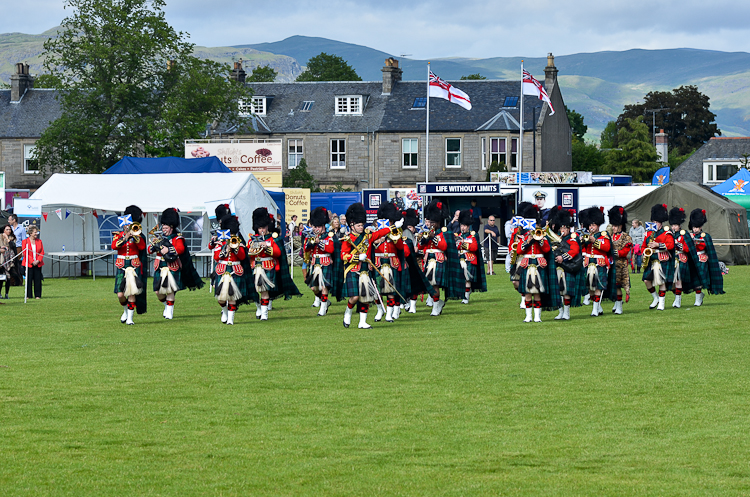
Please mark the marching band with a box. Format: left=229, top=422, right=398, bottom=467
left=108, top=199, right=725, bottom=325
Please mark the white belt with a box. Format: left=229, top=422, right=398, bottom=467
left=590, top=254, right=606, bottom=259
left=375, top=252, right=395, bottom=258
left=155, top=256, right=163, bottom=262
left=257, top=257, right=274, bottom=262
left=425, top=249, right=444, bottom=254
left=117, top=255, right=139, bottom=260
left=313, top=254, right=328, bottom=259
left=524, top=254, right=543, bottom=259
left=223, top=261, right=240, bottom=266
left=696, top=250, right=706, bottom=255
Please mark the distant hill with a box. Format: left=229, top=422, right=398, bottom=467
left=3, top=29, right=750, bottom=142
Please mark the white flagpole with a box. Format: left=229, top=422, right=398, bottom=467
left=426, top=62, right=431, bottom=184
left=24, top=245, right=28, bottom=304
left=519, top=60, right=524, bottom=177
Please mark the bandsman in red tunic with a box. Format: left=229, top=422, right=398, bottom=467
left=211, top=214, right=247, bottom=325
left=371, top=202, right=406, bottom=323
left=456, top=209, right=486, bottom=304
left=304, top=207, right=338, bottom=316
left=669, top=206, right=698, bottom=308
left=248, top=208, right=283, bottom=321
left=641, top=204, right=675, bottom=310
left=608, top=205, right=633, bottom=315
left=688, top=208, right=725, bottom=305
left=579, top=206, right=614, bottom=317
left=112, top=205, right=146, bottom=325
left=515, top=207, right=554, bottom=322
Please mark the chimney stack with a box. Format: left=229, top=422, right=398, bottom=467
left=544, top=53, right=558, bottom=91
left=655, top=129, right=668, bottom=164
left=381, top=57, right=402, bottom=94
left=230, top=59, right=246, bottom=83
left=11, top=63, right=33, bottom=103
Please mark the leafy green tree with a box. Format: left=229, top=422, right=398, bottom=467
left=605, top=117, right=660, bottom=182
left=600, top=121, right=618, bottom=149
left=572, top=140, right=606, bottom=173
left=667, top=149, right=695, bottom=171
left=32, top=73, right=62, bottom=89
left=485, top=160, right=505, bottom=181
left=248, top=65, right=277, bottom=83
left=283, top=158, right=320, bottom=191
left=460, top=73, right=487, bottom=80
left=34, top=0, right=251, bottom=174
left=617, top=85, right=720, bottom=156
left=566, top=106, right=587, bottom=142
left=296, top=53, right=361, bottom=82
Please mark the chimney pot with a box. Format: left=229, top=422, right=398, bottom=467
left=381, top=57, right=402, bottom=94
left=11, top=62, right=33, bottom=102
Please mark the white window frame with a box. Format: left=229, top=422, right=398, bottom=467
left=330, top=139, right=346, bottom=169
left=703, top=160, right=740, bottom=184
left=238, top=98, right=252, bottom=117
left=288, top=139, right=303, bottom=169
left=402, top=138, right=418, bottom=169
left=24, top=144, right=39, bottom=174
left=445, top=138, right=462, bottom=168
left=510, top=138, right=519, bottom=171
left=335, top=96, right=362, bottom=115
left=251, top=96, right=266, bottom=116
left=481, top=137, right=487, bottom=171
left=490, top=137, right=507, bottom=170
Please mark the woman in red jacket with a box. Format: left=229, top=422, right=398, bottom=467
left=22, top=226, right=44, bottom=299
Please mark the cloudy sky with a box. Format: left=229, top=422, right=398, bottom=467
left=2, top=0, right=748, bottom=59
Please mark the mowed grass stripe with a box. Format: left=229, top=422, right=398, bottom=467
left=1, top=268, right=749, bottom=496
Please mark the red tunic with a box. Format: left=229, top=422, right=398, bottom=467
left=516, top=233, right=550, bottom=268
left=112, top=230, right=145, bottom=268
left=457, top=232, right=479, bottom=265
left=341, top=227, right=391, bottom=270
left=249, top=234, right=281, bottom=271
left=305, top=231, right=336, bottom=267
left=213, top=240, right=247, bottom=275
left=642, top=229, right=674, bottom=262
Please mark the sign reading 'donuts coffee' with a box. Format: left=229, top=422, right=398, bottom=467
left=184, top=140, right=283, bottom=187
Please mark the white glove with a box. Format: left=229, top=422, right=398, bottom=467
left=359, top=253, right=367, bottom=261
left=395, top=218, right=404, bottom=228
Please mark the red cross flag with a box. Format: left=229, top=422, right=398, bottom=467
left=429, top=70, right=471, bottom=110
left=522, top=69, right=555, bottom=115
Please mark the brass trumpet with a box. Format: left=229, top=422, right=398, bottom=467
left=532, top=228, right=545, bottom=241
left=130, top=222, right=142, bottom=237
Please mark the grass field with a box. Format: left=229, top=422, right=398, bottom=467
left=1, top=268, right=749, bottom=496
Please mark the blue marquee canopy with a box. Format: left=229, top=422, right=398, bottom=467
left=103, top=156, right=231, bottom=174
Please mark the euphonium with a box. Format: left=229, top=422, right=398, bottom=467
left=247, top=237, right=266, bottom=256
left=148, top=225, right=163, bottom=247
left=130, top=222, right=142, bottom=237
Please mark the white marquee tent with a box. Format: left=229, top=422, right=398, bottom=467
left=30, top=173, right=278, bottom=277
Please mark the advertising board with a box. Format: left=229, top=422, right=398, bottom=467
left=185, top=140, right=283, bottom=187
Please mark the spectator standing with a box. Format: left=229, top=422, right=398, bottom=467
left=483, top=216, right=500, bottom=275
left=22, top=226, right=44, bottom=299
left=448, top=210, right=461, bottom=234
left=9, top=214, right=27, bottom=248
left=1, top=224, right=22, bottom=298
left=629, top=219, right=645, bottom=273
left=470, top=199, right=482, bottom=233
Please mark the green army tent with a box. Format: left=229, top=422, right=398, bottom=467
left=625, top=181, right=750, bottom=265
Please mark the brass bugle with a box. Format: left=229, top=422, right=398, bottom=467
left=229, top=235, right=241, bottom=250
left=130, top=222, right=142, bottom=236
left=642, top=247, right=653, bottom=259
left=533, top=228, right=545, bottom=240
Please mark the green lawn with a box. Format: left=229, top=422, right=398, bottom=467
left=1, top=268, right=749, bottom=496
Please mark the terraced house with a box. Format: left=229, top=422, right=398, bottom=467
left=233, top=55, right=571, bottom=190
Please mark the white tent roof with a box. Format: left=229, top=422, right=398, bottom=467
left=31, top=172, right=275, bottom=214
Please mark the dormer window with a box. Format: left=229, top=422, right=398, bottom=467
left=239, top=96, right=266, bottom=116
left=335, top=96, right=362, bottom=115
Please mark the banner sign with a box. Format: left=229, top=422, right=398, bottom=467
left=14, top=198, right=44, bottom=218
left=362, top=189, right=389, bottom=224
left=417, top=183, right=501, bottom=195
left=185, top=140, right=283, bottom=187
left=283, top=188, right=311, bottom=225
left=491, top=172, right=591, bottom=185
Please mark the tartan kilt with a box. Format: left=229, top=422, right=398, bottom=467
left=305, top=263, right=334, bottom=290
left=642, top=257, right=674, bottom=290
left=694, top=260, right=710, bottom=289
left=674, top=259, right=696, bottom=293
left=253, top=266, right=277, bottom=293
left=423, top=254, right=446, bottom=288
left=113, top=261, right=143, bottom=294
left=517, top=263, right=551, bottom=294
left=584, top=264, right=609, bottom=292
left=374, top=262, right=399, bottom=294
left=212, top=269, right=251, bottom=298
left=343, top=268, right=367, bottom=298
left=461, top=262, right=476, bottom=284
left=556, top=267, right=580, bottom=298
left=153, top=264, right=185, bottom=292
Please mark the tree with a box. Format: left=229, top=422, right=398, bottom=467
left=32, top=73, right=62, bottom=89
left=604, top=117, right=660, bottom=182
left=34, top=0, right=251, bottom=174
left=572, top=140, right=606, bottom=174
left=296, top=53, right=361, bottom=82
left=282, top=158, right=320, bottom=191
left=460, top=73, right=486, bottom=80
left=617, top=85, right=720, bottom=156
left=600, top=121, right=618, bottom=149
left=566, top=106, right=587, bottom=142
left=248, top=65, right=277, bottom=83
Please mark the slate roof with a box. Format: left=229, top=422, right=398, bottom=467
left=0, top=89, right=62, bottom=138
left=672, top=137, right=750, bottom=183
left=246, top=80, right=545, bottom=134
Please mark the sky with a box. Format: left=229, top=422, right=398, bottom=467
left=2, top=0, right=749, bottom=59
